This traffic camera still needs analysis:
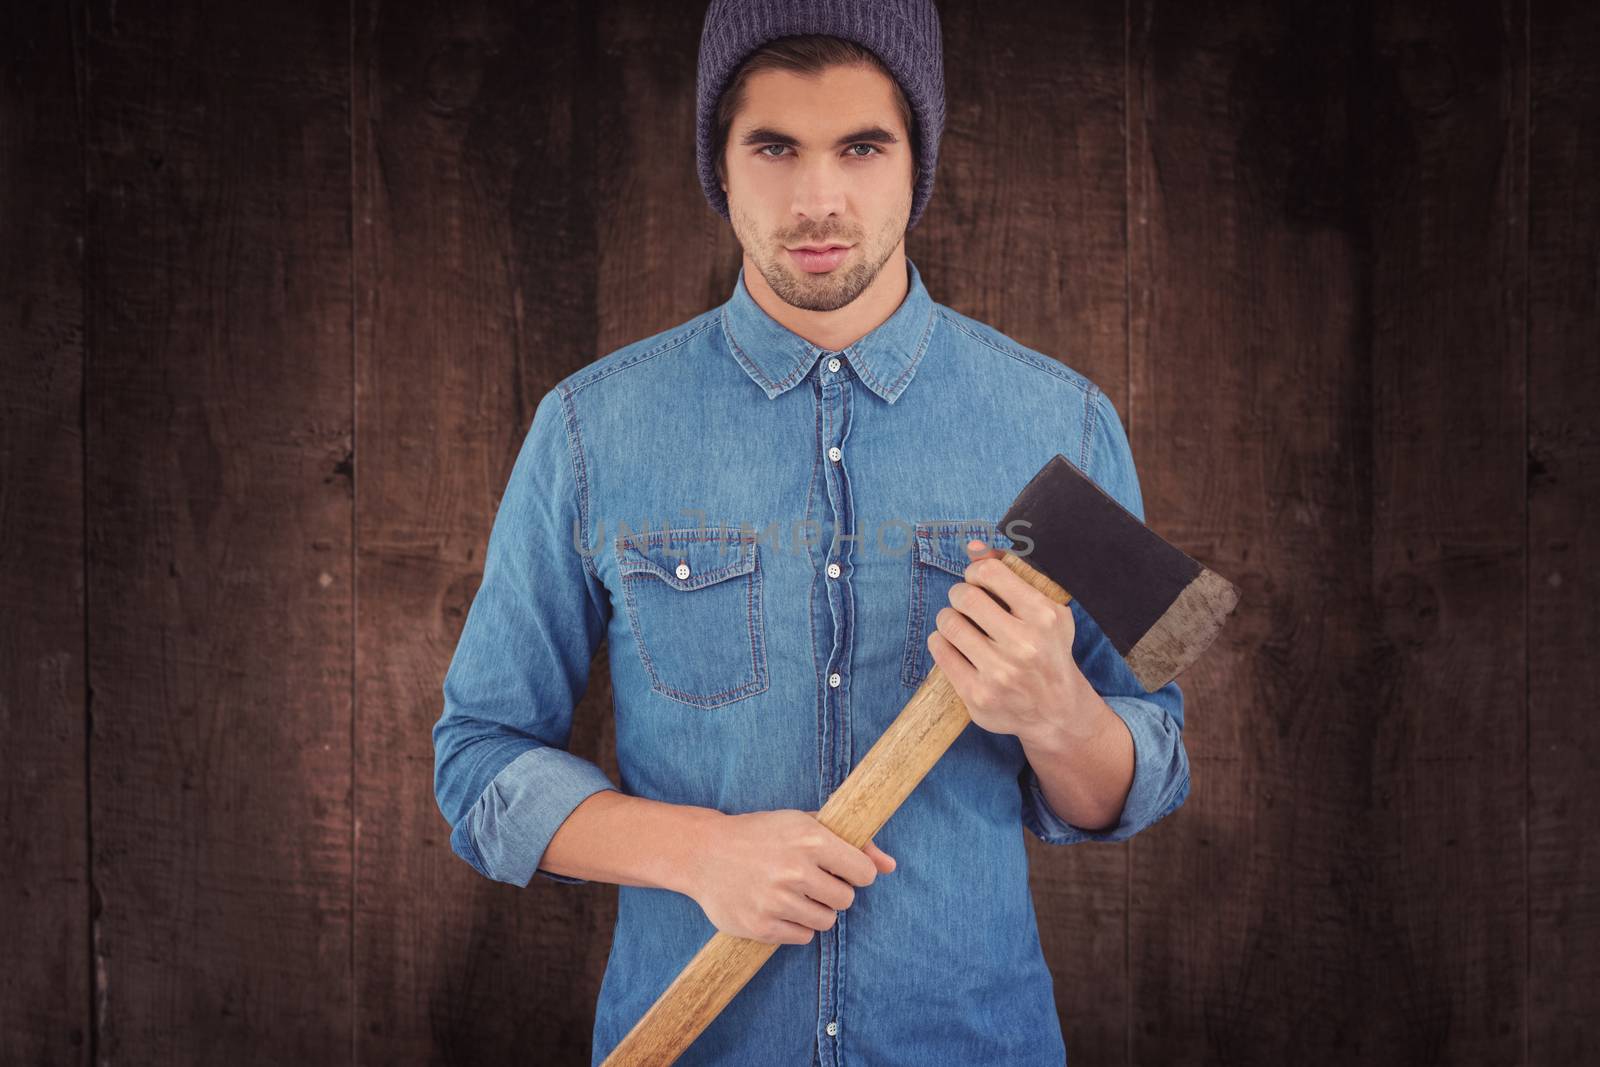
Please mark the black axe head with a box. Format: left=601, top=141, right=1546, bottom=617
left=999, top=454, right=1240, bottom=692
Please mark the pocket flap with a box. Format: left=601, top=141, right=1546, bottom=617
left=913, top=520, right=1014, bottom=577
left=615, top=526, right=757, bottom=590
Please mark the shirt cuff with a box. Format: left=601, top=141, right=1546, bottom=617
left=457, top=745, right=619, bottom=886
left=1020, top=694, right=1190, bottom=845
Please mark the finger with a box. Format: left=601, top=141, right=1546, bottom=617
left=799, top=865, right=855, bottom=909
left=946, top=578, right=1027, bottom=647
left=963, top=545, right=1057, bottom=626
left=865, top=838, right=897, bottom=871
left=812, top=812, right=889, bottom=883
left=790, top=883, right=844, bottom=927
left=967, top=538, right=1003, bottom=560
left=934, top=600, right=1007, bottom=676
left=929, top=628, right=981, bottom=695
left=825, top=832, right=882, bottom=886
left=767, top=918, right=818, bottom=946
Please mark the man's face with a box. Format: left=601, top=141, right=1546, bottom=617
left=721, top=62, right=914, bottom=312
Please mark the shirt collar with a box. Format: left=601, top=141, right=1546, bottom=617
left=720, top=255, right=938, bottom=405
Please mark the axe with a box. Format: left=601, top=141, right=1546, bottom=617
left=599, top=453, right=1241, bottom=1066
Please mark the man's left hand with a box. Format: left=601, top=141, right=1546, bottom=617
left=926, top=539, right=1103, bottom=745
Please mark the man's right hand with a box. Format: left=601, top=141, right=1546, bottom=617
left=684, top=808, right=897, bottom=946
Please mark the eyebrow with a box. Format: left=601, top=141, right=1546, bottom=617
left=737, top=125, right=901, bottom=148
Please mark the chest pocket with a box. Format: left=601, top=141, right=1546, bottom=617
left=901, top=519, right=1014, bottom=691
left=615, top=526, right=769, bottom=709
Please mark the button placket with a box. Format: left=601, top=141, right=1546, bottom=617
left=814, top=352, right=856, bottom=1067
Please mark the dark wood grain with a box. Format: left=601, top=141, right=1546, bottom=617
left=351, top=0, right=607, bottom=1061
left=81, top=1, right=354, bottom=1061
left=1369, top=0, right=1529, bottom=1061
left=914, top=4, right=1135, bottom=1063
left=0, top=4, right=89, bottom=1064
left=3, top=1, right=1598, bottom=1063
left=595, top=0, right=739, bottom=343
left=1528, top=1, right=1600, bottom=1062
left=1128, top=1, right=1379, bottom=1062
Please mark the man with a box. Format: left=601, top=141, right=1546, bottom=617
left=431, top=1, right=1191, bottom=1063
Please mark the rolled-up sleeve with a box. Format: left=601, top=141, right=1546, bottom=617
left=1020, top=386, right=1192, bottom=845
left=433, top=385, right=618, bottom=886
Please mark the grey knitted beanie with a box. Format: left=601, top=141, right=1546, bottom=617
left=695, top=0, right=945, bottom=231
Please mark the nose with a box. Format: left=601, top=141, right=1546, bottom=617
left=789, top=155, right=849, bottom=223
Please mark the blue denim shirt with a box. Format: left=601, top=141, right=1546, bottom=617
left=432, top=257, right=1190, bottom=1066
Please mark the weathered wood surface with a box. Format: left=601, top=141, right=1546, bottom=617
left=1, top=1, right=1594, bottom=1064
left=1, top=4, right=89, bottom=1064
left=82, top=1, right=355, bottom=1062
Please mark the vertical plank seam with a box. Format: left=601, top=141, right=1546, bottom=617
left=1520, top=0, right=1531, bottom=1062
left=1120, top=3, right=1135, bottom=1066
left=75, top=0, right=98, bottom=1061
left=348, top=0, right=360, bottom=1062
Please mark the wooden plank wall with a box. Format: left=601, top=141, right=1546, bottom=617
left=1, top=1, right=1594, bottom=1064
left=2, top=3, right=89, bottom=1063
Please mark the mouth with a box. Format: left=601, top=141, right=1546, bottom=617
left=787, top=244, right=853, bottom=274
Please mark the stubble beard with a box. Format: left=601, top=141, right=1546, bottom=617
left=731, top=200, right=905, bottom=313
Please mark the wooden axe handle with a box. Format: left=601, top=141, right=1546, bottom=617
left=599, top=550, right=1072, bottom=1065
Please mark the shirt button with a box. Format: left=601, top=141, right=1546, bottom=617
left=826, top=1021, right=839, bottom=1037
left=675, top=562, right=690, bottom=580
left=828, top=672, right=841, bottom=688
left=828, top=446, right=842, bottom=462
left=827, top=562, right=841, bottom=578
left=827, top=356, right=841, bottom=373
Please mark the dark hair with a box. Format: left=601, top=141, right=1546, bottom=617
left=712, top=34, right=915, bottom=185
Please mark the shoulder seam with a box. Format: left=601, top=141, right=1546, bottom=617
left=1079, top=383, right=1104, bottom=474
left=553, top=385, right=605, bottom=591
left=935, top=308, right=1095, bottom=394
left=561, top=312, right=722, bottom=399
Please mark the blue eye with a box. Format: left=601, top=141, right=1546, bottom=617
left=756, top=144, right=882, bottom=159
